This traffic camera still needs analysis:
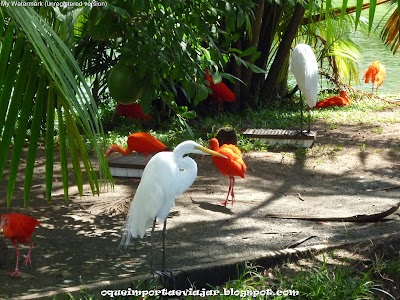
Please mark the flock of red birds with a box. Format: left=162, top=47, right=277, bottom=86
left=114, top=62, right=386, bottom=119
left=115, top=69, right=236, bottom=121
left=0, top=61, right=387, bottom=277
left=312, top=61, right=386, bottom=109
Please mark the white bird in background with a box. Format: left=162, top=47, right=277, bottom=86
left=120, top=140, right=226, bottom=276
left=290, top=43, right=318, bottom=133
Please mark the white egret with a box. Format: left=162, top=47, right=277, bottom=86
left=120, top=140, right=226, bottom=275
left=290, top=43, right=318, bottom=133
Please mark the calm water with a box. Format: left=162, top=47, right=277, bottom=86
left=288, top=3, right=400, bottom=95
left=352, top=3, right=400, bottom=94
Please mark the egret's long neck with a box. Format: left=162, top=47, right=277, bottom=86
left=173, top=145, right=199, bottom=195
left=175, top=156, right=198, bottom=195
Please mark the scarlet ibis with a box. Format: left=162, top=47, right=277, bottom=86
left=116, top=103, right=151, bottom=120
left=363, top=61, right=386, bottom=94
left=0, top=213, right=40, bottom=276
left=314, top=90, right=350, bottom=109
left=208, top=138, right=246, bottom=206
left=119, top=141, right=226, bottom=275
left=205, top=69, right=236, bottom=115
left=290, top=44, right=319, bottom=133
left=105, top=132, right=168, bottom=164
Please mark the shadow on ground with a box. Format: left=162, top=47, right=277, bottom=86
left=0, top=110, right=400, bottom=298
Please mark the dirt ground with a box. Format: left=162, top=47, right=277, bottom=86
left=1, top=107, right=400, bottom=299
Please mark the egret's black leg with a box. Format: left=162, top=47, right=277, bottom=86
left=300, top=90, right=304, bottom=134
left=150, top=218, right=157, bottom=276
left=162, top=219, right=167, bottom=271
left=308, top=109, right=311, bottom=133
left=153, top=219, right=175, bottom=288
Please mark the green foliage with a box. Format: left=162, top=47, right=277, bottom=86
left=0, top=7, right=113, bottom=206
left=77, top=0, right=254, bottom=115
left=300, top=3, right=367, bottom=86
left=102, top=92, right=397, bottom=156
left=208, top=259, right=388, bottom=300
left=286, top=261, right=376, bottom=299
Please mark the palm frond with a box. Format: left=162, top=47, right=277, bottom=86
left=381, top=8, right=399, bottom=54
left=0, top=7, right=113, bottom=205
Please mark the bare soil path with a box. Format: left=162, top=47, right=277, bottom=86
left=0, top=108, right=400, bottom=299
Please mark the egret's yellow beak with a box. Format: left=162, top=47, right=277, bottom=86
left=195, top=145, right=227, bottom=158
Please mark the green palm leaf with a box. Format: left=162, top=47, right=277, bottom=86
left=0, top=7, right=113, bottom=206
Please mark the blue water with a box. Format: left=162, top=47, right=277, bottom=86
left=288, top=3, right=400, bottom=95
left=351, top=3, right=400, bottom=94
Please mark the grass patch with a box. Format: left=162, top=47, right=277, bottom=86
left=59, top=253, right=397, bottom=300
left=98, top=95, right=398, bottom=154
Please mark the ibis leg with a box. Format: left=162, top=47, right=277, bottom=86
left=221, top=178, right=232, bottom=206
left=23, top=241, right=33, bottom=266
left=230, top=177, right=236, bottom=204
left=9, top=240, right=20, bottom=276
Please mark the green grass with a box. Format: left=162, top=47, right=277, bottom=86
left=98, top=94, right=399, bottom=154
left=208, top=259, right=393, bottom=300
left=59, top=253, right=398, bottom=300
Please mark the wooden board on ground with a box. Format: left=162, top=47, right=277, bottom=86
left=243, top=128, right=317, bottom=148
left=107, top=155, right=146, bottom=178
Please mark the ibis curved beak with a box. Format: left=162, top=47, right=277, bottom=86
left=195, top=145, right=227, bottom=158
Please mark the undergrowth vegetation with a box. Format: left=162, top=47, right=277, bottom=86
left=61, top=243, right=400, bottom=299
left=99, top=94, right=399, bottom=153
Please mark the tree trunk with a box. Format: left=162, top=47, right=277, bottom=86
left=237, top=0, right=265, bottom=107
left=254, top=1, right=283, bottom=91
left=261, top=3, right=305, bottom=99
left=242, top=0, right=265, bottom=85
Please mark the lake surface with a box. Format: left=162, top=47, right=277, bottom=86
left=288, top=3, right=400, bottom=96
left=352, top=3, right=400, bottom=95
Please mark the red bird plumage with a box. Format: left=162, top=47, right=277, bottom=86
left=1, top=213, right=40, bottom=276
left=205, top=70, right=236, bottom=115
left=116, top=103, right=151, bottom=120
left=209, top=138, right=246, bottom=206
left=105, top=132, right=168, bottom=164
left=362, top=61, right=386, bottom=93
left=314, top=90, right=351, bottom=109
left=374, top=66, right=386, bottom=89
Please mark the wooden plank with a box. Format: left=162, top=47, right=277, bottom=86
left=107, top=155, right=146, bottom=178
left=243, top=129, right=317, bottom=148
left=243, top=129, right=316, bottom=140
left=107, top=155, right=146, bottom=169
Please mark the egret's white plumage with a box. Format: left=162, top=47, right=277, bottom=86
left=290, top=44, right=318, bottom=109
left=120, top=140, right=225, bottom=246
